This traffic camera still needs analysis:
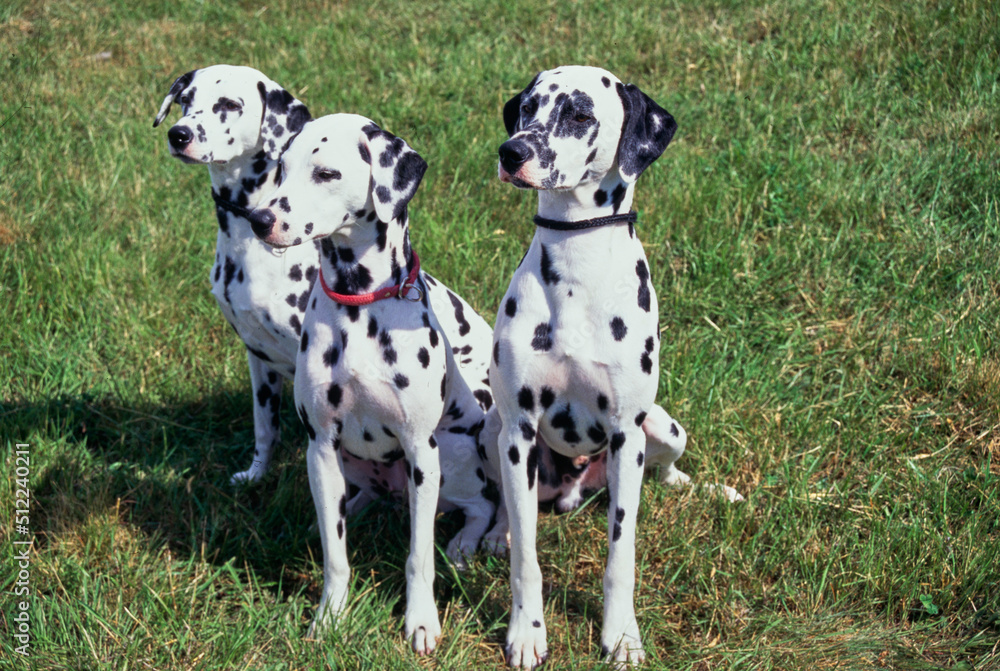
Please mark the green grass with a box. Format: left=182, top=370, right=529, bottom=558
left=2, top=0, right=999, bottom=668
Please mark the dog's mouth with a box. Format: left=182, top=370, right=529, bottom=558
left=498, top=164, right=539, bottom=190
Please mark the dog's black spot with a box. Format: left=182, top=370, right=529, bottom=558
left=611, top=182, right=627, bottom=213
left=586, top=148, right=597, bottom=164
left=531, top=323, right=553, bottom=351
left=428, top=435, right=437, bottom=449
left=446, top=401, right=464, bottom=421
left=637, top=451, right=645, bottom=467
left=440, top=375, right=447, bottom=400
left=508, top=445, right=520, bottom=465
left=346, top=306, right=360, bottom=322
left=363, top=429, right=374, bottom=442
left=634, top=411, right=647, bottom=426
left=518, top=386, right=534, bottom=411
left=339, top=495, right=348, bottom=518
left=594, top=189, right=607, bottom=207
left=493, top=341, right=500, bottom=365
left=289, top=314, right=302, bottom=336
left=587, top=422, right=607, bottom=445
left=540, top=245, right=560, bottom=285
left=641, top=336, right=654, bottom=374
left=610, top=431, right=626, bottom=455
left=383, top=447, right=404, bottom=463
left=247, top=346, right=272, bottom=362
left=417, top=347, right=430, bottom=368
left=256, top=383, right=272, bottom=407
left=447, top=291, right=472, bottom=336
left=412, top=467, right=424, bottom=487
left=395, top=373, right=410, bottom=389
left=474, top=389, right=493, bottom=411
left=300, top=330, right=309, bottom=352
left=367, top=316, right=378, bottom=338
left=602, top=76, right=611, bottom=88
left=597, top=394, right=609, bottom=412
left=636, top=260, right=651, bottom=312
left=671, top=422, right=679, bottom=437
left=505, top=296, right=517, bottom=318
left=337, top=520, right=344, bottom=539
left=297, top=404, right=316, bottom=440
left=322, top=345, right=340, bottom=367
left=552, top=404, right=581, bottom=444
left=540, top=387, right=555, bottom=409
left=358, top=141, right=371, bottom=164
left=527, top=444, right=540, bottom=489
left=289, top=264, right=303, bottom=282
left=520, top=421, right=536, bottom=441
left=328, top=384, right=342, bottom=408
left=610, top=317, right=628, bottom=341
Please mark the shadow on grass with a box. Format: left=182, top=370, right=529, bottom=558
left=6, top=390, right=500, bottom=625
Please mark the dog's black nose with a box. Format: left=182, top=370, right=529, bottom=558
left=499, top=140, right=532, bottom=175
left=167, top=125, right=194, bottom=150
left=249, top=208, right=276, bottom=239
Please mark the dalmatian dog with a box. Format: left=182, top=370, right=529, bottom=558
left=246, top=113, right=496, bottom=654
left=154, top=65, right=412, bottom=509
left=153, top=64, right=315, bottom=484
left=489, top=65, right=726, bottom=668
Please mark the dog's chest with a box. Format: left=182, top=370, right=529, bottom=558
left=296, top=285, right=452, bottom=461
left=493, top=231, right=661, bottom=454
left=210, top=227, right=318, bottom=376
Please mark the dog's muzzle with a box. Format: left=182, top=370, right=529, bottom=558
left=248, top=208, right=276, bottom=239
left=167, top=125, right=194, bottom=151
left=498, top=139, right=533, bottom=176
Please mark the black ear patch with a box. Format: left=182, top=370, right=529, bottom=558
left=616, top=82, right=677, bottom=183
left=257, top=80, right=312, bottom=160
left=503, top=73, right=540, bottom=137
left=361, top=123, right=428, bottom=222
left=153, top=69, right=196, bottom=127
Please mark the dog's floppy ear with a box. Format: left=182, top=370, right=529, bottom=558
left=360, top=122, right=428, bottom=223
left=153, top=70, right=196, bottom=128
left=615, top=82, right=677, bottom=184
left=256, top=78, right=311, bottom=160
left=502, top=73, right=540, bottom=137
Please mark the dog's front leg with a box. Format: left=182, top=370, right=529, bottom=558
left=306, top=423, right=351, bottom=638
left=231, top=352, right=283, bottom=484
left=499, top=414, right=548, bottom=669
left=602, top=425, right=647, bottom=667
left=403, top=436, right=443, bottom=655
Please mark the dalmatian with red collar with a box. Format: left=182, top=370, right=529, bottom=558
left=154, top=65, right=418, bottom=509
left=246, top=113, right=496, bottom=654
left=489, top=65, right=741, bottom=669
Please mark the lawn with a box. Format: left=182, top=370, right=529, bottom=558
left=1, top=1, right=998, bottom=669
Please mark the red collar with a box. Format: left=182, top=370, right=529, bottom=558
left=318, top=251, right=422, bottom=306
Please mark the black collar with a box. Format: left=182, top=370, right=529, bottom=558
left=211, top=190, right=255, bottom=220
left=532, top=210, right=637, bottom=231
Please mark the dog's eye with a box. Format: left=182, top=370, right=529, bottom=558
left=178, top=94, right=192, bottom=106
left=224, top=100, right=242, bottom=112
left=574, top=112, right=593, bottom=123
left=313, top=167, right=343, bottom=183
left=520, top=98, right=537, bottom=116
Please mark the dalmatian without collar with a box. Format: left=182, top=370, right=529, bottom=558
left=154, top=65, right=409, bottom=507
left=247, top=113, right=496, bottom=654
left=489, top=65, right=706, bottom=669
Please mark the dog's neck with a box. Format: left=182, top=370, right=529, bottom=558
left=207, top=148, right=279, bottom=241
left=317, top=208, right=416, bottom=298
left=536, top=171, right=635, bottom=222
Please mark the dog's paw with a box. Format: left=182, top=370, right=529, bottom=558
left=602, top=620, right=645, bottom=670
left=554, top=492, right=584, bottom=514
left=705, top=483, right=744, bottom=502
left=230, top=461, right=268, bottom=485
left=445, top=533, right=477, bottom=571
left=404, top=604, right=442, bottom=655
left=482, top=528, right=511, bottom=557
left=602, top=636, right=645, bottom=669
left=306, top=599, right=338, bottom=639
left=656, top=463, right=691, bottom=488
left=506, top=615, right=548, bottom=669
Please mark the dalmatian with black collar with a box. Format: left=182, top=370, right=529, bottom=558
left=489, top=65, right=738, bottom=668
left=153, top=64, right=316, bottom=485
left=154, top=65, right=414, bottom=509
left=246, top=113, right=496, bottom=654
